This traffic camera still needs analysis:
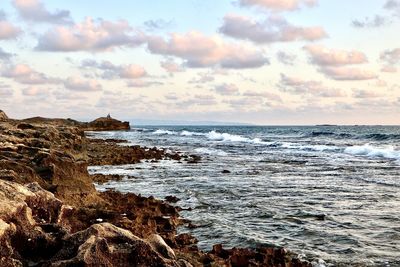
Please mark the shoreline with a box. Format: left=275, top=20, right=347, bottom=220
left=0, top=112, right=311, bottom=266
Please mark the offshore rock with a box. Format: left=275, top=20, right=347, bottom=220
left=82, top=115, right=130, bottom=131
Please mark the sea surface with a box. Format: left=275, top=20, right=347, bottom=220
left=87, top=126, right=400, bottom=266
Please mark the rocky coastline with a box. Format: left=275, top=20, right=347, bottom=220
left=0, top=110, right=311, bottom=267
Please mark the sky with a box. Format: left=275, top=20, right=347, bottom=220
left=0, top=0, right=399, bottom=125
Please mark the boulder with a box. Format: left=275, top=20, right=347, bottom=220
left=50, top=223, right=176, bottom=267
left=0, top=110, right=8, bottom=121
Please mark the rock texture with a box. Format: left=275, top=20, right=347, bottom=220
left=0, top=180, right=180, bottom=267
left=87, top=138, right=200, bottom=166
left=0, top=110, right=8, bottom=121
left=82, top=115, right=130, bottom=131
left=0, top=110, right=312, bottom=267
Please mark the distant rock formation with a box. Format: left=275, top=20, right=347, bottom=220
left=22, top=114, right=130, bottom=131
left=82, top=115, right=130, bottom=131
left=0, top=110, right=8, bottom=121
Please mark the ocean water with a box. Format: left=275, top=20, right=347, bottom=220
left=88, top=126, right=400, bottom=266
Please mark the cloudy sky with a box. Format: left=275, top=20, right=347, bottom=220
left=0, top=0, right=399, bottom=124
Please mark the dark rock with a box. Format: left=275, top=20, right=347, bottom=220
left=165, top=195, right=180, bottom=203
left=222, top=170, right=231, bottom=174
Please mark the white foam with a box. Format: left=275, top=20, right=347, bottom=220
left=180, top=130, right=205, bottom=136
left=280, top=143, right=339, bottom=152
left=152, top=129, right=177, bottom=135
left=194, top=147, right=228, bottom=156
left=206, top=130, right=263, bottom=144
left=344, top=144, right=400, bottom=160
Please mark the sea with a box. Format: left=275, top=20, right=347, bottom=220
left=87, top=125, right=400, bottom=267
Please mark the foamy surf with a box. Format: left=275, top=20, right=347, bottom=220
left=152, top=129, right=177, bottom=135
left=344, top=144, right=400, bottom=161
left=206, top=130, right=264, bottom=144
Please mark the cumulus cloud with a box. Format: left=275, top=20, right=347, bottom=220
left=384, top=0, right=400, bottom=17
left=304, top=44, right=368, bottom=66
left=215, top=83, right=240, bottom=95
left=22, top=86, right=49, bottom=96
left=380, top=48, right=400, bottom=65
left=238, top=0, right=317, bottom=12
left=119, top=65, right=147, bottom=79
left=276, top=51, right=297, bottom=65
left=80, top=59, right=147, bottom=79
left=1, top=63, right=59, bottom=84
left=319, top=67, right=377, bottom=81
left=353, top=89, right=382, bottom=98
left=352, top=15, right=387, bottom=28
left=160, top=59, right=185, bottom=74
left=64, top=76, right=102, bottom=92
left=0, top=11, right=22, bottom=40
left=220, top=14, right=326, bottom=44
left=146, top=31, right=269, bottom=69
left=280, top=74, right=346, bottom=97
left=13, top=0, right=72, bottom=24
left=0, top=48, right=13, bottom=61
left=189, top=72, right=215, bottom=84
left=380, top=48, right=400, bottom=73
left=36, top=17, right=144, bottom=52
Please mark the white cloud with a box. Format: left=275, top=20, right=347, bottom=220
left=220, top=14, right=326, bottom=44
left=320, top=67, right=377, bottom=81
left=304, top=44, right=368, bottom=66
left=13, top=0, right=72, bottom=24
left=64, top=76, right=102, bottom=92
left=0, top=11, right=22, bottom=40
left=1, top=63, right=59, bottom=84
left=280, top=74, right=346, bottom=96
left=36, top=17, right=144, bottom=52
left=215, top=83, right=240, bottom=95
left=147, top=31, right=269, bottom=69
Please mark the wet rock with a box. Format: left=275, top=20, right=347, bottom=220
left=222, top=170, right=231, bottom=174
left=186, top=155, right=201, bottom=164
left=91, top=174, right=124, bottom=185
left=165, top=195, right=180, bottom=203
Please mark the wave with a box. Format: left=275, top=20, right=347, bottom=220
left=309, top=131, right=335, bottom=137
left=152, top=129, right=177, bottom=135
left=344, top=144, right=400, bottom=161
left=180, top=130, right=206, bottom=136
left=194, top=147, right=228, bottom=156
left=206, top=130, right=264, bottom=144
left=280, top=143, right=340, bottom=152
left=362, top=133, right=400, bottom=141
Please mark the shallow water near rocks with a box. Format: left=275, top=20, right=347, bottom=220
left=88, top=126, right=400, bottom=266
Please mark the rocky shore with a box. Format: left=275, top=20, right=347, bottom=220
left=0, top=110, right=311, bottom=267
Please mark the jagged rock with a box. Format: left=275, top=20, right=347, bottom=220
left=146, top=234, right=176, bottom=259
left=0, top=110, right=8, bottom=121
left=0, top=120, right=99, bottom=205
left=49, top=223, right=176, bottom=267
left=0, top=180, right=63, bottom=266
